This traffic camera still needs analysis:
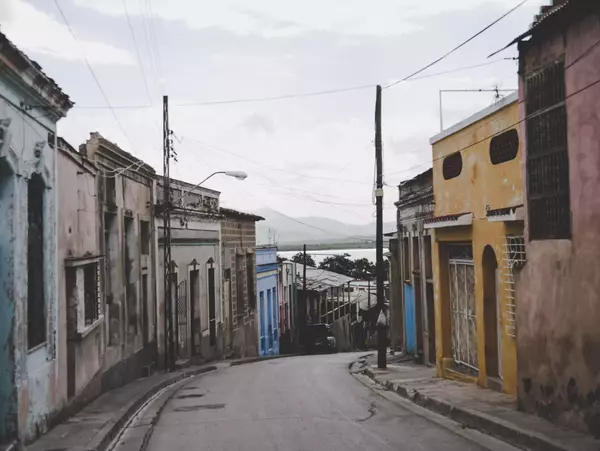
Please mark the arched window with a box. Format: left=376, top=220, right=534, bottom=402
left=490, top=129, right=519, bottom=165
left=442, top=152, right=462, bottom=180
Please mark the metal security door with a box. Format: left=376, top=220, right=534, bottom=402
left=267, top=289, right=273, bottom=355
left=272, top=287, right=279, bottom=355
left=176, top=280, right=189, bottom=359
left=404, top=283, right=417, bottom=354
left=449, top=256, right=477, bottom=371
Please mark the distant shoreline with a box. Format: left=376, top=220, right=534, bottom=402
left=276, top=240, right=389, bottom=252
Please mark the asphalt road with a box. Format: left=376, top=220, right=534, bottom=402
left=136, top=353, right=519, bottom=451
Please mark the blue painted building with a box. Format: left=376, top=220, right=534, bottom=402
left=0, top=32, right=73, bottom=445
left=256, top=247, right=279, bottom=356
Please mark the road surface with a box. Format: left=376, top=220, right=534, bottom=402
left=121, top=353, right=518, bottom=451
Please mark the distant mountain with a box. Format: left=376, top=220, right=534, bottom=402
left=255, top=207, right=396, bottom=246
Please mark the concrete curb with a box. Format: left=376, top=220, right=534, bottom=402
left=229, top=354, right=300, bottom=366
left=90, top=365, right=217, bottom=451
left=361, top=366, right=582, bottom=451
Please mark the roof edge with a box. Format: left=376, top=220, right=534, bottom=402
left=429, top=92, right=519, bottom=145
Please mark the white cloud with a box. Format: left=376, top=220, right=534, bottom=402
left=0, top=0, right=134, bottom=65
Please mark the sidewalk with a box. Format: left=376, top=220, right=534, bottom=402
left=26, top=362, right=224, bottom=451
left=352, top=355, right=600, bottom=451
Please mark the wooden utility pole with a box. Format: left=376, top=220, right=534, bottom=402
left=375, top=85, right=386, bottom=369
left=162, top=95, right=174, bottom=372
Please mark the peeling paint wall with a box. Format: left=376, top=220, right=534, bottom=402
left=57, top=143, right=104, bottom=402
left=431, top=99, right=523, bottom=395
left=516, top=13, right=600, bottom=438
left=0, top=69, right=62, bottom=443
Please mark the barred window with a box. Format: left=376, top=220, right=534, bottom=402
left=84, top=263, right=100, bottom=325
left=28, top=173, right=46, bottom=349
left=525, top=61, right=570, bottom=240
left=442, top=152, right=462, bottom=180
left=490, top=129, right=519, bottom=165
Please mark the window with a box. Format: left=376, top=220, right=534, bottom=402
left=28, top=173, right=45, bottom=349
left=105, top=175, right=116, bottom=206
left=442, top=152, right=462, bottom=180
left=402, top=237, right=410, bottom=281
left=247, top=254, right=256, bottom=310
left=490, top=129, right=519, bottom=165
left=525, top=61, right=570, bottom=240
left=140, top=220, right=150, bottom=255
left=84, top=263, right=100, bottom=326
left=236, top=254, right=245, bottom=316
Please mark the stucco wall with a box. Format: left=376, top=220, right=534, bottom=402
left=0, top=73, right=62, bottom=443
left=431, top=99, right=523, bottom=395
left=57, top=146, right=104, bottom=403
left=516, top=14, right=600, bottom=437
left=221, top=216, right=258, bottom=357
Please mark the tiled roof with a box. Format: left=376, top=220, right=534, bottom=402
left=295, top=263, right=354, bottom=291
left=220, top=207, right=264, bottom=221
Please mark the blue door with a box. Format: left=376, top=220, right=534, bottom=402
left=404, top=283, right=417, bottom=354
left=266, top=289, right=274, bottom=355
left=272, top=287, right=279, bottom=355
left=259, top=291, right=266, bottom=356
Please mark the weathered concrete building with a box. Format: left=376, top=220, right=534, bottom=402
left=84, top=133, right=158, bottom=388
left=220, top=208, right=264, bottom=358
left=0, top=32, right=73, bottom=445
left=428, top=93, right=523, bottom=395
left=510, top=0, right=600, bottom=436
left=56, top=138, right=105, bottom=413
left=391, top=168, right=435, bottom=364
left=156, top=179, right=222, bottom=363
left=278, top=260, right=297, bottom=353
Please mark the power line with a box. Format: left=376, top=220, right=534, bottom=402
left=183, top=136, right=374, bottom=185
left=65, top=59, right=512, bottom=110
left=383, top=0, right=529, bottom=89
left=52, top=0, right=137, bottom=153
left=146, top=0, right=165, bottom=91
left=122, top=0, right=153, bottom=105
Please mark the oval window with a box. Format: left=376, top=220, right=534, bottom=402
left=490, top=129, right=519, bottom=165
left=442, top=152, right=462, bottom=180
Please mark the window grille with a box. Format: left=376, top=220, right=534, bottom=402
left=525, top=61, right=570, bottom=239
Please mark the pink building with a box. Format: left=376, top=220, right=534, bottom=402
left=510, top=0, right=600, bottom=438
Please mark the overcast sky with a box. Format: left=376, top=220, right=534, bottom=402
left=0, top=0, right=545, bottom=224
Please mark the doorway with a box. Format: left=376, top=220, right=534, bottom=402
left=483, top=245, right=502, bottom=386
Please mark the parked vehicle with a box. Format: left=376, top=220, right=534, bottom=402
left=304, top=324, right=337, bottom=354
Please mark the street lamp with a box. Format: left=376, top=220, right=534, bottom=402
left=175, top=170, right=248, bottom=201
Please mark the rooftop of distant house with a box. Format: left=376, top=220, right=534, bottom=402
left=220, top=207, right=265, bottom=222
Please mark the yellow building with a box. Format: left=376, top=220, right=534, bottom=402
left=426, top=93, right=524, bottom=395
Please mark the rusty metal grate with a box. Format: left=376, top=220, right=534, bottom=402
left=525, top=61, right=570, bottom=240
left=490, top=129, right=519, bottom=165
left=442, top=152, right=463, bottom=180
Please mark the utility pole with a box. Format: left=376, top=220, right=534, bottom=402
left=375, top=85, right=386, bottom=369
left=367, top=278, right=371, bottom=309
left=162, top=95, right=174, bottom=372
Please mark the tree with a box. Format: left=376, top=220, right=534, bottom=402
left=351, top=257, right=375, bottom=280
left=318, top=253, right=354, bottom=277
left=291, top=252, right=316, bottom=267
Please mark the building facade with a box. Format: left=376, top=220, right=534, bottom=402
left=84, top=133, right=158, bottom=388
left=0, top=32, right=73, bottom=445
left=257, top=246, right=279, bottom=356
left=156, top=179, right=222, bottom=364
left=56, top=138, right=105, bottom=414
left=393, top=168, right=435, bottom=364
left=278, top=260, right=297, bottom=353
left=220, top=208, right=264, bottom=358
left=428, top=93, right=523, bottom=395
left=512, top=0, right=600, bottom=436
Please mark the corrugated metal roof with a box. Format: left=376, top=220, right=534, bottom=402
left=295, top=263, right=354, bottom=291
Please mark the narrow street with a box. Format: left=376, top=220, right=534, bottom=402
left=119, top=354, right=519, bottom=451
